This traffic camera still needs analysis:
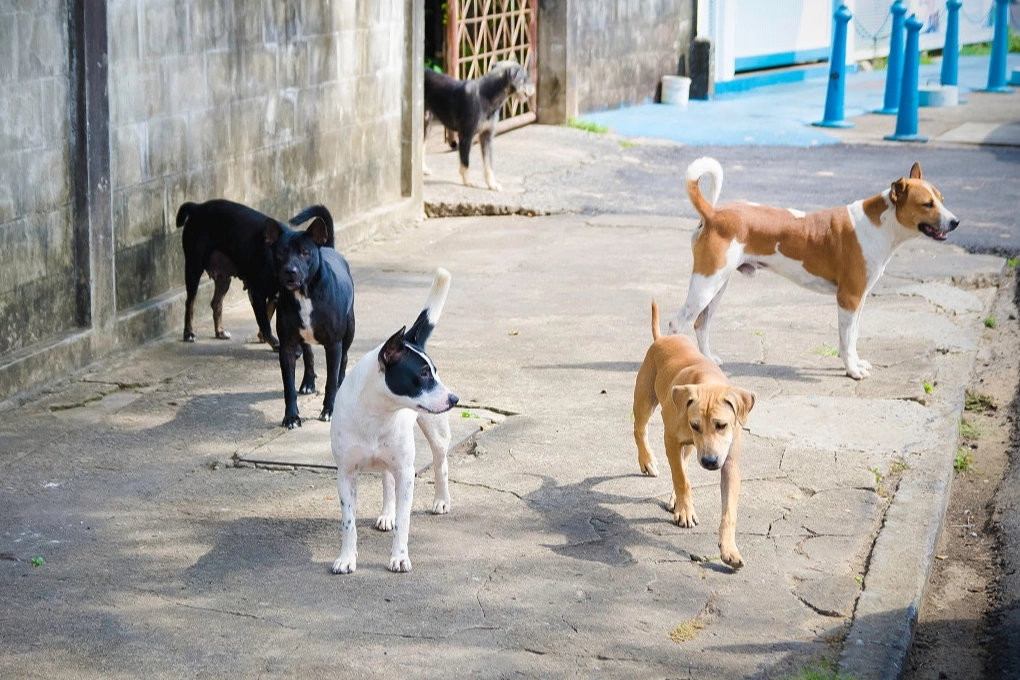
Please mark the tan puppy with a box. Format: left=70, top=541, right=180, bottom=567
left=633, top=301, right=756, bottom=569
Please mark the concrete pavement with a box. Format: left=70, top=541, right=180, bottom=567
left=0, top=175, right=1009, bottom=679
left=3, top=56, right=1019, bottom=678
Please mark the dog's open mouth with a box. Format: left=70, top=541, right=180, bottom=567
left=919, top=223, right=949, bottom=241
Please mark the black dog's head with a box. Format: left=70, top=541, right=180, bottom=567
left=264, top=217, right=330, bottom=295
left=492, top=61, right=535, bottom=103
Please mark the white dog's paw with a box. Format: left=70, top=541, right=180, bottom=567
left=431, top=497, right=451, bottom=515
left=858, top=359, right=873, bottom=371
left=846, top=363, right=871, bottom=380
left=423, top=163, right=433, bottom=176
left=388, top=556, right=412, bottom=573
left=486, top=180, right=504, bottom=192
left=331, top=554, right=357, bottom=574
left=375, top=514, right=395, bottom=531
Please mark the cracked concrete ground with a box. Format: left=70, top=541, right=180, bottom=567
left=0, top=197, right=1005, bottom=678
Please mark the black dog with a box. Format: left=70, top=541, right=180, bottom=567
left=176, top=199, right=334, bottom=350
left=423, top=61, right=534, bottom=191
left=265, top=206, right=355, bottom=429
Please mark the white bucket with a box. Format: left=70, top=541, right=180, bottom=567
left=661, top=75, right=691, bottom=108
left=918, top=84, right=958, bottom=107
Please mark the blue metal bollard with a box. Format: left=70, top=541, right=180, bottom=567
left=984, top=0, right=1014, bottom=92
left=940, top=0, right=962, bottom=87
left=876, top=1, right=908, bottom=115
left=814, top=5, right=855, bottom=128
left=885, top=14, right=928, bottom=142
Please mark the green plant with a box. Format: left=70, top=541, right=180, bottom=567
left=891, top=458, right=909, bottom=474
left=781, top=657, right=857, bottom=680
left=959, top=418, right=980, bottom=439
left=566, top=117, right=609, bottom=134
left=870, top=466, right=883, bottom=485
left=619, top=139, right=635, bottom=148
left=923, top=381, right=933, bottom=394
left=959, top=28, right=1020, bottom=56
left=984, top=315, right=997, bottom=329
left=955, top=447, right=974, bottom=473
left=964, top=390, right=996, bottom=412
left=1007, top=257, right=1019, bottom=269
left=31, top=556, right=45, bottom=567
left=460, top=411, right=480, bottom=419
left=813, top=342, right=838, bottom=357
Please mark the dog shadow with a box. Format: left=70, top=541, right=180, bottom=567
left=521, top=472, right=729, bottom=570
left=714, top=361, right=825, bottom=384
left=526, top=361, right=642, bottom=373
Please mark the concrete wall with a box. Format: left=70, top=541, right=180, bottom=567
left=0, top=0, right=423, bottom=406
left=538, top=0, right=696, bottom=122
left=0, top=3, right=78, bottom=357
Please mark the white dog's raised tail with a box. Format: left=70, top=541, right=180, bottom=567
left=424, top=268, right=451, bottom=325
left=686, top=156, right=724, bottom=219
left=403, top=268, right=452, bottom=348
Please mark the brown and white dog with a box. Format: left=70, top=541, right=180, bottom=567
left=667, top=157, right=960, bottom=379
left=633, top=301, right=756, bottom=570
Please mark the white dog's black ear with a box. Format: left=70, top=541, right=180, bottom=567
left=378, top=328, right=408, bottom=367
left=725, top=388, right=756, bottom=426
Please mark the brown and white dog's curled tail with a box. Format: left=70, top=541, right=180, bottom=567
left=685, top=156, right=724, bottom=221
left=650, top=300, right=661, bottom=341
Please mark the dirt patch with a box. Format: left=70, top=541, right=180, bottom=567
left=902, top=271, right=1019, bottom=680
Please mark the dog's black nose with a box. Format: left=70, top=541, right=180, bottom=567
left=448, top=393, right=459, bottom=408
left=949, top=218, right=960, bottom=231
left=700, top=455, right=719, bottom=470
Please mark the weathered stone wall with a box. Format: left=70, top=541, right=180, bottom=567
left=538, top=0, right=695, bottom=122
left=0, top=2, right=79, bottom=356
left=108, top=0, right=410, bottom=311
left=0, top=0, right=422, bottom=405
left=574, top=0, right=694, bottom=112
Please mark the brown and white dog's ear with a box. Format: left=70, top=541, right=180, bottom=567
left=724, top=387, right=756, bottom=426
left=670, top=384, right=696, bottom=413
left=889, top=177, right=908, bottom=204
left=909, top=162, right=922, bottom=180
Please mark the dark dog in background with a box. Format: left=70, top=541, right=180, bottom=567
left=176, top=199, right=334, bottom=350
left=265, top=206, right=355, bottom=429
left=423, top=61, right=534, bottom=191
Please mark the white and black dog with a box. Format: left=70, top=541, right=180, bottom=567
left=330, top=268, right=459, bottom=574
left=423, top=61, right=534, bottom=191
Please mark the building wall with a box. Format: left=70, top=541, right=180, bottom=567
left=0, top=2, right=78, bottom=357
left=0, top=0, right=422, bottom=405
left=108, top=0, right=409, bottom=311
left=538, top=0, right=696, bottom=121
left=574, top=0, right=695, bottom=112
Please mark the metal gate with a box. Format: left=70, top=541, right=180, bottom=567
left=445, top=0, right=537, bottom=132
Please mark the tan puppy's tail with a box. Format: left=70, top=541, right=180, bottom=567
left=650, top=300, right=661, bottom=341
left=686, top=156, right=723, bottom=220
